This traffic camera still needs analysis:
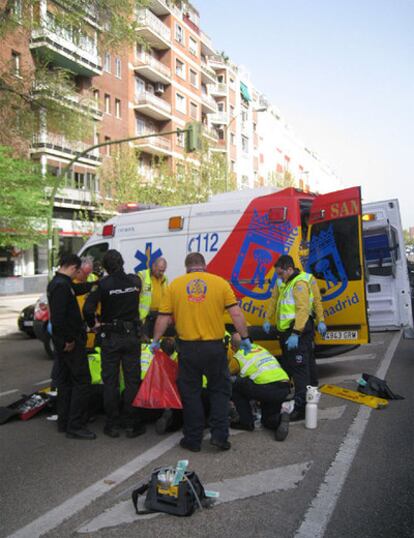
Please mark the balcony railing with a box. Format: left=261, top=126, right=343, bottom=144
left=135, top=134, right=172, bottom=152
left=32, top=83, right=102, bottom=119
left=136, top=8, right=171, bottom=43
left=210, top=83, right=227, bottom=95
left=201, top=93, right=217, bottom=111
left=135, top=91, right=172, bottom=114
left=200, top=31, right=214, bottom=53
left=135, top=53, right=171, bottom=78
left=32, top=133, right=101, bottom=161
left=210, top=112, right=229, bottom=124
left=202, top=126, right=219, bottom=141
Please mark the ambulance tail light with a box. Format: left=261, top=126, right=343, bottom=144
left=362, top=213, right=376, bottom=222
left=102, top=224, right=115, bottom=237
left=269, top=207, right=287, bottom=223
left=169, top=216, right=184, bottom=230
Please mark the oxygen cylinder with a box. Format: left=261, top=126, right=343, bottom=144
left=305, top=386, right=320, bottom=429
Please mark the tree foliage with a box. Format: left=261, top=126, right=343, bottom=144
left=0, top=145, right=55, bottom=247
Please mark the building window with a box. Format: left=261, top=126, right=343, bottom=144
left=175, top=58, right=185, bottom=79
left=104, top=94, right=111, bottom=114
left=190, top=102, right=198, bottom=120
left=11, top=51, right=21, bottom=76
left=189, top=36, right=197, bottom=56
left=12, top=0, right=22, bottom=20
left=230, top=105, right=235, bottom=118
left=241, top=175, right=249, bottom=188
left=74, top=172, right=85, bottom=189
left=230, top=133, right=235, bottom=145
left=217, top=101, right=225, bottom=112
left=190, top=69, right=198, bottom=87
left=104, top=136, right=111, bottom=155
left=177, top=131, right=185, bottom=147
left=231, top=160, right=235, bottom=172
left=103, top=52, right=111, bottom=73
left=176, top=93, right=186, bottom=114
left=115, top=57, right=121, bottom=78
left=242, top=135, right=249, bottom=153
left=218, top=129, right=224, bottom=140
left=175, top=23, right=184, bottom=44
left=93, top=89, right=99, bottom=102
left=115, top=98, right=121, bottom=119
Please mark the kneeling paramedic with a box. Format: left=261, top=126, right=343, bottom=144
left=263, top=255, right=325, bottom=421
left=84, top=249, right=145, bottom=439
left=230, top=333, right=291, bottom=441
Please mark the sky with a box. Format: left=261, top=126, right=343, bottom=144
left=195, top=0, right=413, bottom=229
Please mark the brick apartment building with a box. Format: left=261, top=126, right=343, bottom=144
left=1, top=0, right=341, bottom=280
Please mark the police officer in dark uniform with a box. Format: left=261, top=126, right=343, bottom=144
left=83, top=249, right=145, bottom=438
left=47, top=253, right=95, bottom=440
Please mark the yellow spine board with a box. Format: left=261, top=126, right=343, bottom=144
left=320, top=384, right=389, bottom=409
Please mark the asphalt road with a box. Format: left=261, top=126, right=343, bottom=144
left=0, top=306, right=413, bottom=538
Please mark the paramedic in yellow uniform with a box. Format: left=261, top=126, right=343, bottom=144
left=152, top=252, right=251, bottom=453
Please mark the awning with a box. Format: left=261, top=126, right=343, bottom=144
left=240, top=82, right=251, bottom=102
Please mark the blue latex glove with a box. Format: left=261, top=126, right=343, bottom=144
left=149, top=340, right=161, bottom=353
left=239, top=337, right=252, bottom=355
left=286, top=334, right=299, bottom=350
left=318, top=321, right=327, bottom=337
left=263, top=320, right=271, bottom=334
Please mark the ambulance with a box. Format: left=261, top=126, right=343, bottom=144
left=362, top=199, right=413, bottom=334
left=79, top=186, right=370, bottom=357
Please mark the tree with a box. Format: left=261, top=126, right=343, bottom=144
left=0, top=145, right=54, bottom=248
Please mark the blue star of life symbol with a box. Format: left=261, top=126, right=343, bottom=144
left=134, top=242, right=163, bottom=273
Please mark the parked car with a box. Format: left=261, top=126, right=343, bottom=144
left=17, top=304, right=36, bottom=338
left=33, top=294, right=54, bottom=359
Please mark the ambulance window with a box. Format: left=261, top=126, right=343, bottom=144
left=81, top=243, right=109, bottom=263
left=363, top=227, right=399, bottom=276
left=309, top=216, right=361, bottom=281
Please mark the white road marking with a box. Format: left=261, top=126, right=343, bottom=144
left=78, top=461, right=312, bottom=532
left=0, top=389, right=19, bottom=398
left=294, top=330, right=401, bottom=538
left=317, top=353, right=376, bottom=365
left=34, top=379, right=51, bottom=386
left=6, top=432, right=182, bottom=538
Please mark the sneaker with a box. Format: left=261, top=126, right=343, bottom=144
left=275, top=412, right=289, bottom=442
left=230, top=421, right=254, bottom=432
left=179, top=438, right=201, bottom=452
left=289, top=408, right=306, bottom=422
left=125, top=424, right=146, bottom=438
left=66, top=428, right=96, bottom=440
left=104, top=426, right=120, bottom=438
left=210, top=437, right=231, bottom=451
left=155, top=409, right=173, bottom=435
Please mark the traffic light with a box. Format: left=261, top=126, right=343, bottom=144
left=185, top=122, right=202, bottom=152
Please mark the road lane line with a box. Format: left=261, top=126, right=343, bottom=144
left=294, top=330, right=401, bottom=538
left=78, top=462, right=312, bottom=532
left=318, top=353, right=376, bottom=364
left=319, top=374, right=360, bottom=386
left=34, top=379, right=51, bottom=386
left=6, top=432, right=182, bottom=538
left=0, top=389, right=19, bottom=398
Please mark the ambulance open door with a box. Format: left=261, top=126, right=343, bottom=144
left=307, top=186, right=369, bottom=346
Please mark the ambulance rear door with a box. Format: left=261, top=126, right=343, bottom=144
left=308, top=186, right=369, bottom=346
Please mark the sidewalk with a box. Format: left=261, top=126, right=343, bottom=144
left=0, top=293, right=41, bottom=338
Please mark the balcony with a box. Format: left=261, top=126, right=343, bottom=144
left=134, top=91, right=172, bottom=120
left=31, top=133, right=101, bottom=165
left=210, top=112, right=229, bottom=125
left=32, top=83, right=103, bottom=121
left=135, top=134, right=172, bottom=156
left=201, top=93, right=217, bottom=113
left=148, top=0, right=171, bottom=15
left=30, top=27, right=101, bottom=76
left=201, top=61, right=217, bottom=84
left=136, top=9, right=171, bottom=50
left=210, top=83, right=227, bottom=96
left=202, top=126, right=219, bottom=142
left=133, top=53, right=171, bottom=84
left=200, top=30, right=215, bottom=56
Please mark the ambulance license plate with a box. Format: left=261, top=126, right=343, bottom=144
left=324, top=330, right=358, bottom=340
